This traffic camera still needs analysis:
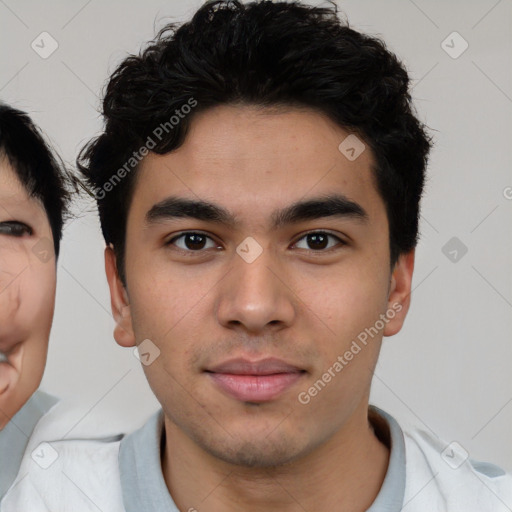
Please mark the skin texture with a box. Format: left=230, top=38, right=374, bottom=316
left=106, top=105, right=415, bottom=511
left=0, top=157, right=56, bottom=429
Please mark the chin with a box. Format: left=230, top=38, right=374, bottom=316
left=219, top=443, right=299, bottom=468
left=195, top=427, right=309, bottom=469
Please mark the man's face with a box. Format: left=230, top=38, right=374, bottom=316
left=0, top=158, right=56, bottom=428
left=107, top=105, right=413, bottom=467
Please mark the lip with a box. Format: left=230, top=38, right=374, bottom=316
left=206, top=357, right=305, bottom=402
left=207, top=357, right=304, bottom=375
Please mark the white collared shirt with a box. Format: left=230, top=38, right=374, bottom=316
left=2, top=405, right=511, bottom=511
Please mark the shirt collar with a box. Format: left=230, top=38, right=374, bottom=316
left=119, top=405, right=406, bottom=512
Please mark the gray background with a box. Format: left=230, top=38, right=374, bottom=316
left=1, top=0, right=511, bottom=470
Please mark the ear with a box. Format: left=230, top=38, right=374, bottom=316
left=104, top=245, right=136, bottom=347
left=383, top=249, right=415, bottom=337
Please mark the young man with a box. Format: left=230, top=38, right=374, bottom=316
left=71, top=0, right=511, bottom=510
left=0, top=103, right=69, bottom=499
left=0, top=104, right=124, bottom=511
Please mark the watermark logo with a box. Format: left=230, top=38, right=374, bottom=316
left=441, top=441, right=469, bottom=469
left=31, top=442, right=59, bottom=469
left=442, top=236, right=468, bottom=263
left=134, top=339, right=161, bottom=366
left=338, top=134, right=365, bottom=161
left=31, top=237, right=54, bottom=263
left=31, top=32, right=59, bottom=59
left=236, top=237, right=263, bottom=264
left=441, top=31, right=469, bottom=59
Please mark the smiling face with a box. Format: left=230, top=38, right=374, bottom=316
left=106, top=105, right=414, bottom=468
left=0, top=156, right=56, bottom=429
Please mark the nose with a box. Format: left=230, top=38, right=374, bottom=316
left=215, top=245, right=296, bottom=334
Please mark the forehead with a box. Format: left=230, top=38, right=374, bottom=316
left=0, top=155, right=26, bottom=194
left=0, top=156, right=46, bottom=218
left=130, top=105, right=385, bottom=228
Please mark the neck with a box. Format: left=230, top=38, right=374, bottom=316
left=162, top=402, right=390, bottom=512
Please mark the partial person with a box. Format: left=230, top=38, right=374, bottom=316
left=7, top=1, right=512, bottom=510
left=79, top=1, right=512, bottom=510
left=0, top=102, right=69, bottom=499
left=0, top=104, right=123, bottom=511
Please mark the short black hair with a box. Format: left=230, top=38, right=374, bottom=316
left=78, top=0, right=432, bottom=283
left=0, top=103, right=71, bottom=257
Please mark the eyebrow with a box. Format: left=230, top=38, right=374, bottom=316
left=145, top=193, right=368, bottom=229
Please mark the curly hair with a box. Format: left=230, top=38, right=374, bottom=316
left=78, top=0, right=432, bottom=283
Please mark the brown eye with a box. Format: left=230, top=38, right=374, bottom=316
left=167, top=232, right=217, bottom=252
left=293, top=231, right=345, bottom=251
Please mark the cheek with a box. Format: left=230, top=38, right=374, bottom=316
left=299, top=262, right=390, bottom=342
left=128, top=271, right=206, bottom=371
left=0, top=258, right=55, bottom=409
left=128, top=249, right=220, bottom=338
left=18, top=264, right=57, bottom=336
left=0, top=245, right=55, bottom=332
left=19, top=267, right=57, bottom=396
left=129, top=271, right=213, bottom=399
left=0, top=242, right=29, bottom=283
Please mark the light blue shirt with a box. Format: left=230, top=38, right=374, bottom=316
left=0, top=390, right=58, bottom=500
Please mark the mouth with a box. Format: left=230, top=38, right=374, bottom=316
left=205, top=357, right=306, bottom=403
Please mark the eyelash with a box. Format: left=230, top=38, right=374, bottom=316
left=0, top=221, right=33, bottom=237
left=165, top=230, right=347, bottom=255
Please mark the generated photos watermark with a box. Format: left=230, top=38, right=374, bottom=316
left=92, top=97, right=198, bottom=200
left=298, top=302, right=403, bottom=405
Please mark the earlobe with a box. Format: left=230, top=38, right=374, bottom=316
left=383, top=249, right=415, bottom=337
left=104, top=246, right=136, bottom=348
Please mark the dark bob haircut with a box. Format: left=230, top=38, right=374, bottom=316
left=78, top=0, right=432, bottom=283
left=0, top=103, right=70, bottom=258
